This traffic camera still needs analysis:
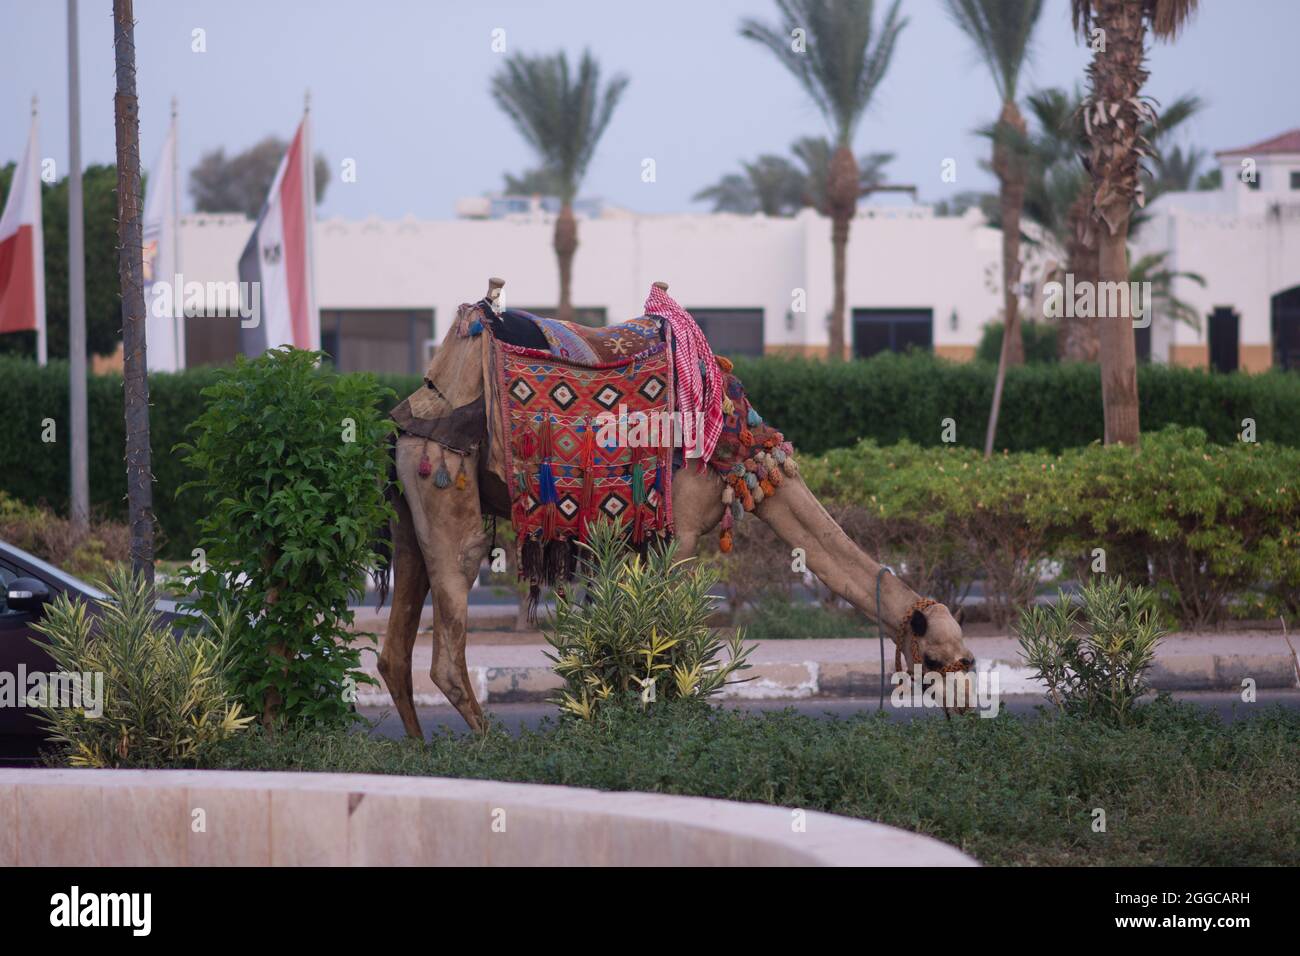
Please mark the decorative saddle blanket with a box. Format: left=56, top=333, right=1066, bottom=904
left=494, top=333, right=675, bottom=603
left=497, top=308, right=664, bottom=367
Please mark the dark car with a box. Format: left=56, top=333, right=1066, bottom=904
left=0, top=541, right=187, bottom=762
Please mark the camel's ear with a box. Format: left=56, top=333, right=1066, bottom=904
left=954, top=606, right=965, bottom=627
left=910, top=608, right=929, bottom=636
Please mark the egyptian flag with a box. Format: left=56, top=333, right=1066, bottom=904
left=0, top=111, right=47, bottom=363
left=238, top=116, right=318, bottom=354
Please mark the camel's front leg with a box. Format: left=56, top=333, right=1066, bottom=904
left=395, top=436, right=490, bottom=732
left=376, top=489, right=430, bottom=740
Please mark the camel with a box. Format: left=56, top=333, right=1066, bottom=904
left=375, top=279, right=974, bottom=735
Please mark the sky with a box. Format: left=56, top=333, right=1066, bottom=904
left=2, top=0, right=1297, bottom=220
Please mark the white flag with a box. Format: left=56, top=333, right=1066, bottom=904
left=143, top=114, right=181, bottom=371
left=0, top=110, right=47, bottom=363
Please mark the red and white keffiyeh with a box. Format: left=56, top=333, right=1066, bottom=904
left=644, top=285, right=724, bottom=462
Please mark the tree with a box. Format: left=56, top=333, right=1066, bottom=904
left=946, top=0, right=1043, bottom=374
left=501, top=167, right=566, bottom=196
left=693, top=139, right=893, bottom=216
left=1071, top=0, right=1201, bottom=445
left=190, top=136, right=328, bottom=219
left=742, top=0, right=907, bottom=362
left=944, top=0, right=1044, bottom=457
left=0, top=164, right=123, bottom=359
left=113, top=0, right=153, bottom=581
left=491, top=50, right=628, bottom=324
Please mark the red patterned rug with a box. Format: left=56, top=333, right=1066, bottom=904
left=494, top=338, right=675, bottom=604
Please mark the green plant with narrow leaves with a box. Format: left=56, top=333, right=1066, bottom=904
left=32, top=567, right=252, bottom=767
left=1017, top=578, right=1166, bottom=722
left=174, top=347, right=395, bottom=728
left=545, top=519, right=752, bottom=719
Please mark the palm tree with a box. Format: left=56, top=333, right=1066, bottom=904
left=694, top=155, right=806, bottom=216
left=693, top=140, right=894, bottom=216
left=741, top=0, right=907, bottom=362
left=1130, top=249, right=1205, bottom=332
left=113, top=0, right=154, bottom=582
left=790, top=136, right=894, bottom=212
left=943, top=1, right=1043, bottom=458
left=1071, top=0, right=1200, bottom=446
left=491, top=50, right=628, bottom=324
left=1017, top=85, right=1201, bottom=360
left=946, top=0, right=1043, bottom=375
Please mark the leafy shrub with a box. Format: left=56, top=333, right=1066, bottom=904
left=975, top=319, right=1058, bottom=363
left=32, top=568, right=252, bottom=767
left=0, top=491, right=128, bottom=580
left=1017, top=578, right=1167, bottom=723
left=0, top=355, right=417, bottom=558
left=729, top=351, right=1300, bottom=455
left=737, top=593, right=867, bottom=640
left=174, top=348, right=395, bottom=727
left=545, top=519, right=752, bottom=718
left=801, top=426, right=1300, bottom=629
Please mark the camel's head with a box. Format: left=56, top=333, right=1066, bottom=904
left=905, top=601, right=976, bottom=710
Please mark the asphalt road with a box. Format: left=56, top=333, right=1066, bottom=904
left=357, top=689, right=1300, bottom=740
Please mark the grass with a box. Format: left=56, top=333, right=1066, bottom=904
left=738, top=594, right=869, bottom=640
left=209, top=697, right=1300, bottom=866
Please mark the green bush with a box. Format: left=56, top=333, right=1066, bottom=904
left=0, top=491, right=128, bottom=581
left=802, top=426, right=1300, bottom=629
left=1018, top=579, right=1167, bottom=723
left=545, top=519, right=752, bottom=718
left=739, top=593, right=868, bottom=640
left=975, top=320, right=1058, bottom=363
left=0, top=355, right=417, bottom=559
left=210, top=700, right=1300, bottom=866
left=32, top=568, right=253, bottom=767
left=729, top=351, right=1300, bottom=455
left=174, top=348, right=396, bottom=727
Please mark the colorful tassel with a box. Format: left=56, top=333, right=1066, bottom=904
left=744, top=472, right=758, bottom=490
left=719, top=529, right=733, bottom=553
left=721, top=486, right=734, bottom=505
left=721, top=509, right=734, bottom=531
left=747, top=406, right=763, bottom=427
left=783, top=456, right=798, bottom=476
left=752, top=484, right=765, bottom=505
left=433, top=465, right=451, bottom=488
left=740, top=427, right=754, bottom=447
left=418, top=442, right=432, bottom=478
left=716, top=356, right=734, bottom=373
left=730, top=500, right=743, bottom=521
left=760, top=478, right=775, bottom=497
left=515, top=429, right=537, bottom=461
left=722, top=396, right=735, bottom=415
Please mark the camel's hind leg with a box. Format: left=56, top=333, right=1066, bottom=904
left=377, top=490, right=430, bottom=740
left=395, top=436, right=490, bottom=732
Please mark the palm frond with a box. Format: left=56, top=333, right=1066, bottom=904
left=944, top=0, right=1044, bottom=102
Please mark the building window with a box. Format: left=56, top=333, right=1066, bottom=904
left=852, top=308, right=933, bottom=358
left=687, top=309, right=764, bottom=357
left=1291, top=171, right=1300, bottom=190
left=320, top=309, right=435, bottom=375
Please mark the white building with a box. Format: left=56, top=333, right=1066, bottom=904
left=176, top=201, right=1005, bottom=372
left=1132, top=128, right=1300, bottom=372
left=171, top=130, right=1300, bottom=375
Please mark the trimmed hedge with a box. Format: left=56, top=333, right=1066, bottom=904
left=801, top=426, right=1300, bottom=628
left=731, top=352, right=1300, bottom=455
left=0, top=356, right=416, bottom=558
left=4, top=352, right=1298, bottom=556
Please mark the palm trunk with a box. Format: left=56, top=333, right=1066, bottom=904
left=553, top=202, right=577, bottom=324
left=113, top=0, right=154, bottom=582
left=1059, top=181, right=1100, bottom=361
left=827, top=146, right=859, bottom=362
left=1085, top=0, right=1146, bottom=446
left=984, top=100, right=1028, bottom=458
left=1097, top=225, right=1140, bottom=444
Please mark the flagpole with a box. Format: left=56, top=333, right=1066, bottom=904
left=303, top=89, right=320, bottom=352
left=66, top=0, right=89, bottom=532
left=170, top=95, right=182, bottom=370
left=31, top=95, right=48, bottom=367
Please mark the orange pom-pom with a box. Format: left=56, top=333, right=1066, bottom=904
left=740, top=428, right=754, bottom=446
left=716, top=356, right=734, bottom=373
left=760, top=479, right=775, bottom=497
left=719, top=529, right=733, bottom=553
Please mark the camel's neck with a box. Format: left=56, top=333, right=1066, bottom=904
left=755, top=475, right=922, bottom=637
